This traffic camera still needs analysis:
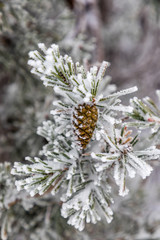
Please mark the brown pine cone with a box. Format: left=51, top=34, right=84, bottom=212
left=72, top=103, right=98, bottom=149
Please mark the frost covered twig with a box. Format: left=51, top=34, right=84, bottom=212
left=127, top=91, right=160, bottom=145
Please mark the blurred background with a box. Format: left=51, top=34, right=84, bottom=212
left=0, top=0, right=160, bottom=239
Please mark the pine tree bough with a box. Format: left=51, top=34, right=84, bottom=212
left=10, top=43, right=160, bottom=231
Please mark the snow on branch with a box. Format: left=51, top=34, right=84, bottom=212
left=61, top=184, right=113, bottom=231
left=92, top=125, right=160, bottom=196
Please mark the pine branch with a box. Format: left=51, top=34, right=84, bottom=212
left=10, top=43, right=160, bottom=232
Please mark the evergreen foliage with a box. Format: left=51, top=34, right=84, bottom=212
left=10, top=44, right=160, bottom=232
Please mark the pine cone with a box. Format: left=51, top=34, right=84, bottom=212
left=72, top=103, right=98, bottom=149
